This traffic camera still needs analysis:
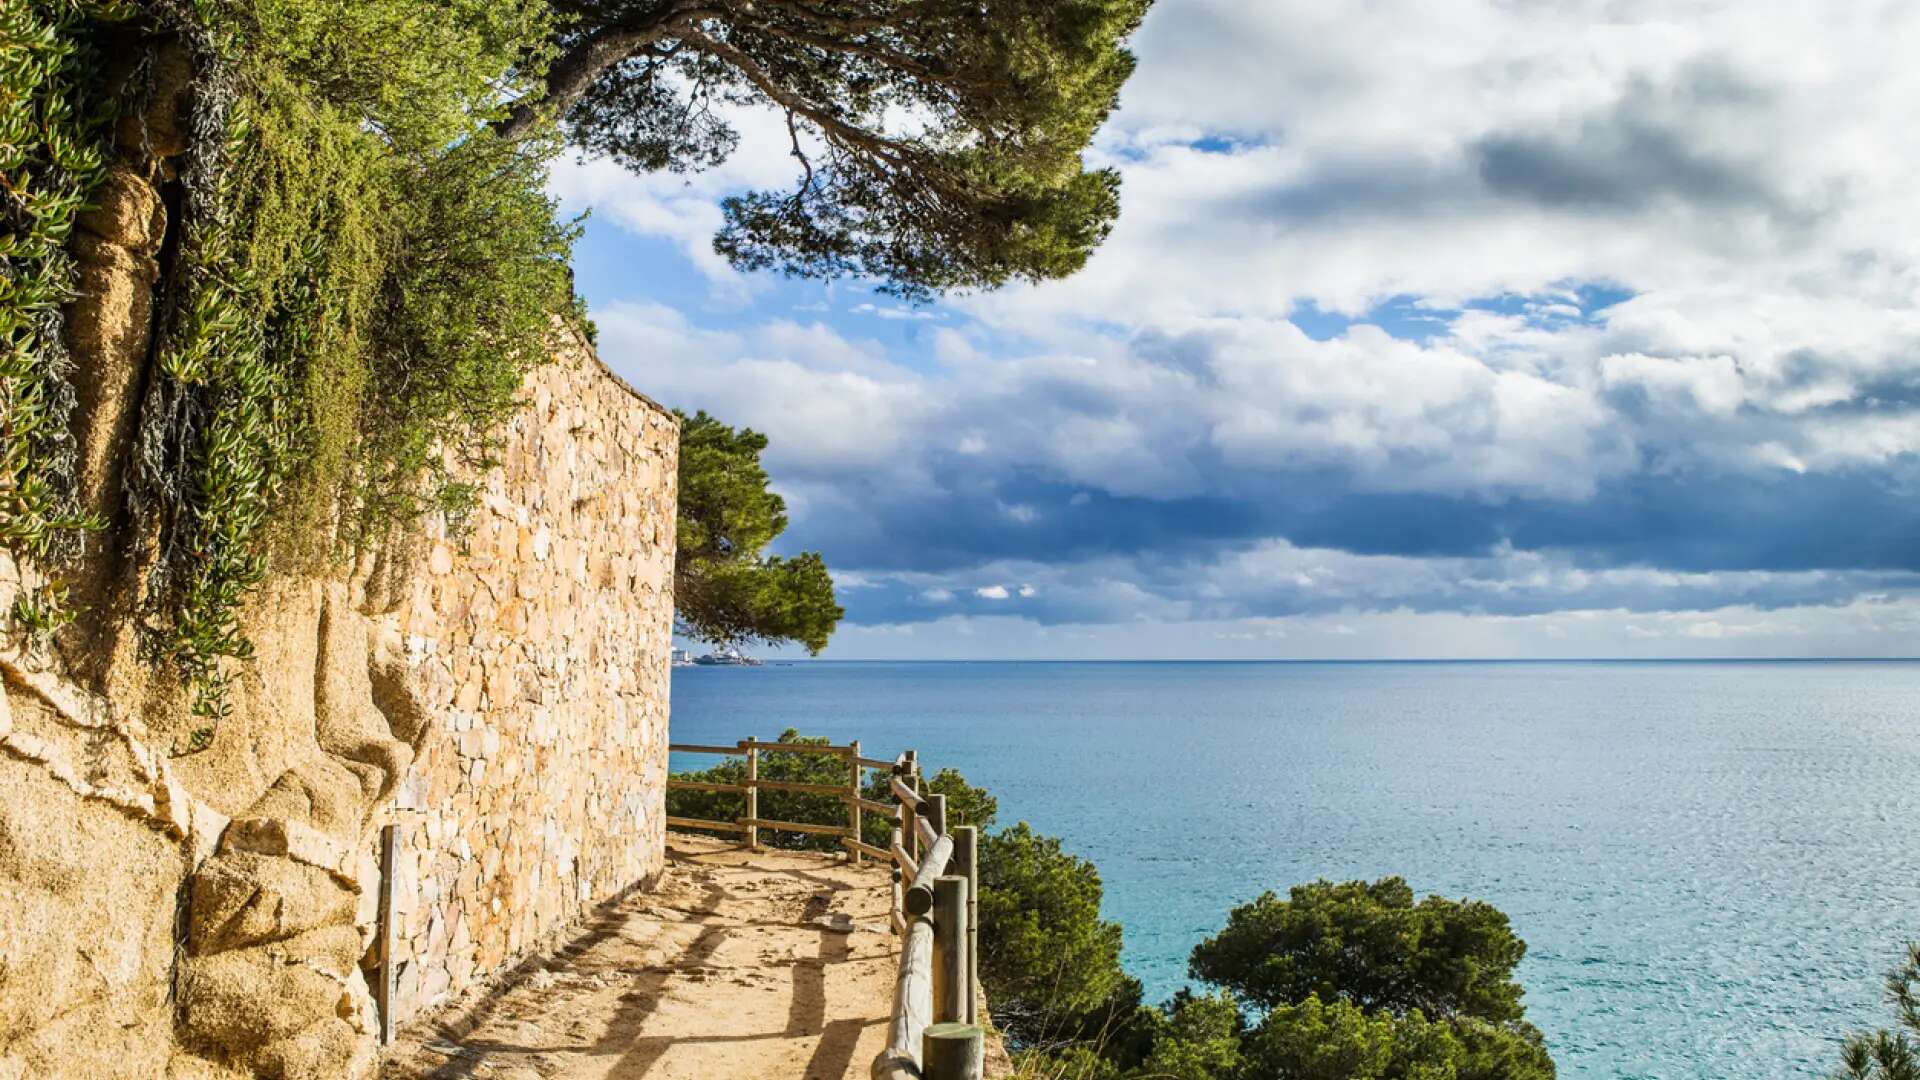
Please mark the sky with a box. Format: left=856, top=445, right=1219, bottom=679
left=554, top=1, right=1920, bottom=660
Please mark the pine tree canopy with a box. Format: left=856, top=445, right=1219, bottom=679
left=501, top=0, right=1154, bottom=299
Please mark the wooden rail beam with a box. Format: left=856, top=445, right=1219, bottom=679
left=750, top=778, right=848, bottom=795
left=666, top=815, right=748, bottom=833
left=740, top=817, right=851, bottom=837
left=741, top=738, right=853, bottom=756
left=843, top=836, right=892, bottom=862
left=667, top=743, right=742, bottom=755
left=666, top=779, right=748, bottom=793
left=873, top=916, right=934, bottom=1080
left=889, top=775, right=923, bottom=809
left=891, top=838, right=918, bottom=881
left=904, top=834, right=955, bottom=915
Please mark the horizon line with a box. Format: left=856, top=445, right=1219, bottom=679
left=705, top=655, right=1920, bottom=664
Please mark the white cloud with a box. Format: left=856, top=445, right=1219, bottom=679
left=571, top=1, right=1920, bottom=657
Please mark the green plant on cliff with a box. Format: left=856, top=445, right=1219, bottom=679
left=499, top=0, right=1153, bottom=301
left=674, top=410, right=842, bottom=654
left=103, top=0, right=576, bottom=735
left=0, top=1, right=126, bottom=599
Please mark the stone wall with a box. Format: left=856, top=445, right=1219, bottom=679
left=0, top=333, right=677, bottom=1079
left=382, top=343, right=678, bottom=1023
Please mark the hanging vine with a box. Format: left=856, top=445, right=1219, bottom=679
left=6, top=0, right=580, bottom=750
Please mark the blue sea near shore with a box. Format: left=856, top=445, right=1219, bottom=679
left=668, top=659, right=1920, bottom=1079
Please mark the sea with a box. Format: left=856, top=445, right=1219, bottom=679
left=668, top=659, right=1920, bottom=1079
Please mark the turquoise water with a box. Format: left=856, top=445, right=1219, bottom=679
left=668, top=660, right=1920, bottom=1078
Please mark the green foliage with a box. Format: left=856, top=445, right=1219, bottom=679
left=1129, top=991, right=1246, bottom=1080
left=674, top=410, right=842, bottom=653
left=1836, top=943, right=1920, bottom=1080
left=515, top=0, right=1152, bottom=300
left=1189, top=877, right=1530, bottom=1023
left=0, top=0, right=122, bottom=604
left=352, top=128, right=578, bottom=533
left=979, top=822, right=1131, bottom=1044
left=238, top=0, right=549, bottom=153
left=1008, top=876, right=1553, bottom=1080
left=1237, top=995, right=1461, bottom=1080
left=90, top=0, right=578, bottom=730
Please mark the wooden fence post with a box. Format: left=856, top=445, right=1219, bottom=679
left=741, top=739, right=759, bottom=851
left=903, top=750, right=920, bottom=865
left=951, top=825, right=979, bottom=1026
left=376, top=821, right=397, bottom=1045
left=932, top=874, right=968, bottom=1024
left=926, top=792, right=947, bottom=839
left=848, top=739, right=863, bottom=863
left=922, top=1022, right=984, bottom=1080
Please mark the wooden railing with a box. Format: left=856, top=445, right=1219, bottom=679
left=667, top=741, right=986, bottom=1079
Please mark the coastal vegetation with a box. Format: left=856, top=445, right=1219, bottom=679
left=674, top=414, right=842, bottom=654
left=668, top=735, right=1557, bottom=1079
left=3, top=0, right=576, bottom=739
left=1835, top=944, right=1920, bottom=1079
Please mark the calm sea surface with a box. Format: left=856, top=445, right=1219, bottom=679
left=669, top=660, right=1920, bottom=1079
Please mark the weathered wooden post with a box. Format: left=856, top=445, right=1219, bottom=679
left=922, top=1021, right=985, bottom=1080
left=848, top=739, right=863, bottom=863
left=903, top=749, right=920, bottom=864
left=741, top=738, right=759, bottom=851
left=931, top=874, right=968, bottom=1024
left=376, top=821, right=398, bottom=1045
left=890, top=862, right=906, bottom=940
left=926, top=792, right=947, bottom=839
left=951, top=825, right=979, bottom=1025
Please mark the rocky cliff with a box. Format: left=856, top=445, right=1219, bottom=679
left=0, top=43, right=678, bottom=1080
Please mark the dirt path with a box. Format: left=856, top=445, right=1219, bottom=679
left=382, top=834, right=898, bottom=1080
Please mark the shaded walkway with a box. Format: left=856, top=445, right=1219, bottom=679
left=382, top=835, right=897, bottom=1080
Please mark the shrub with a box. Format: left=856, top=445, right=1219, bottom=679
left=979, top=822, right=1131, bottom=1045
left=1189, top=877, right=1530, bottom=1023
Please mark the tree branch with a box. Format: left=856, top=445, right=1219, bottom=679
left=677, top=26, right=917, bottom=172
left=497, top=5, right=723, bottom=139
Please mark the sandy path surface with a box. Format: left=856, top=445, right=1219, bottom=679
left=382, top=834, right=897, bottom=1080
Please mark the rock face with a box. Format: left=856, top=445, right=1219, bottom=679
left=0, top=338, right=678, bottom=1079
left=0, top=43, right=679, bottom=1073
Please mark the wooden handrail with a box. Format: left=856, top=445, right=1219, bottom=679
left=904, top=834, right=955, bottom=915
left=741, top=817, right=851, bottom=837
left=873, top=916, right=934, bottom=1080
left=890, top=775, right=923, bottom=809
left=750, top=778, right=848, bottom=795
left=666, top=779, right=747, bottom=793
left=741, top=738, right=852, bottom=756
left=668, top=742, right=741, bottom=755
left=666, top=815, right=747, bottom=833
